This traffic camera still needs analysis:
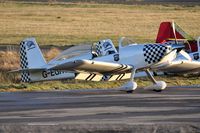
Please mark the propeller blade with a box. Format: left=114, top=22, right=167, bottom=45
left=179, top=50, right=192, bottom=60
left=172, top=21, right=178, bottom=45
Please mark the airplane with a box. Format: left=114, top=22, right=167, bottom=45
left=15, top=35, right=185, bottom=93
left=116, top=21, right=200, bottom=76
left=78, top=21, right=200, bottom=78
left=153, top=21, right=200, bottom=74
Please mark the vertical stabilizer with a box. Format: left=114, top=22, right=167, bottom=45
left=19, top=38, right=46, bottom=82
left=20, top=38, right=46, bottom=69
left=156, top=22, right=194, bottom=43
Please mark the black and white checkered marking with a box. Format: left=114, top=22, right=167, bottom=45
left=96, top=42, right=102, bottom=56
left=143, top=44, right=168, bottom=64
left=20, top=41, right=31, bottom=82
left=21, top=71, right=31, bottom=82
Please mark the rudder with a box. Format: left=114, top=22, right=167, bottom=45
left=19, top=38, right=46, bottom=82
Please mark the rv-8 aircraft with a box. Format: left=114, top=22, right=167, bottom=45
left=14, top=22, right=200, bottom=93
left=16, top=39, right=183, bottom=93
left=154, top=21, right=200, bottom=74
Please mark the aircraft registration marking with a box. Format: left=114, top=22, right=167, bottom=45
left=42, top=70, right=66, bottom=78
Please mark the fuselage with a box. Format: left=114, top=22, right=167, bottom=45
left=94, top=43, right=173, bottom=70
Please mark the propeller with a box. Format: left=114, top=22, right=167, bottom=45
left=172, top=21, right=178, bottom=45
left=161, top=21, right=190, bottom=63
left=171, top=43, right=185, bottom=53
left=170, top=21, right=186, bottom=53
left=179, top=50, right=192, bottom=60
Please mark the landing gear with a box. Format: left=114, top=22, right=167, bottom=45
left=119, top=68, right=167, bottom=93
left=144, top=69, right=167, bottom=92
left=119, top=68, right=137, bottom=93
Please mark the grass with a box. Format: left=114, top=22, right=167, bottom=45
left=0, top=51, right=19, bottom=70
left=0, top=2, right=200, bottom=45
left=0, top=1, right=200, bottom=91
left=0, top=75, right=199, bottom=92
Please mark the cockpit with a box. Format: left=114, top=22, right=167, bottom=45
left=49, top=39, right=118, bottom=63
left=92, top=39, right=118, bottom=57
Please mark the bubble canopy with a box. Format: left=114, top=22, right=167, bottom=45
left=49, top=45, right=92, bottom=63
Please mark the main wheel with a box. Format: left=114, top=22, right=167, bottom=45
left=144, top=81, right=167, bottom=92
left=119, top=81, right=137, bottom=93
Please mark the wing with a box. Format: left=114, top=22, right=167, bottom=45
left=154, top=60, right=200, bottom=74
left=49, top=59, right=132, bottom=74
left=75, top=72, right=132, bottom=81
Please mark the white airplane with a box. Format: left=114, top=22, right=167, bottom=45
left=15, top=35, right=185, bottom=93
left=153, top=21, right=200, bottom=74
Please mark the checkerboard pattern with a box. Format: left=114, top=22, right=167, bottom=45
left=95, top=42, right=102, bottom=56
left=143, top=44, right=168, bottom=64
left=20, top=41, right=31, bottom=82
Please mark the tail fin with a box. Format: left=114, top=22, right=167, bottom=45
left=156, top=21, right=194, bottom=43
left=95, top=39, right=118, bottom=56
left=19, top=38, right=46, bottom=82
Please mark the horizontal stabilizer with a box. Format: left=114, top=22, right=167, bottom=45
left=9, top=68, right=45, bottom=73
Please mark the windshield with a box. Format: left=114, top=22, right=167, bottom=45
left=119, top=37, right=137, bottom=47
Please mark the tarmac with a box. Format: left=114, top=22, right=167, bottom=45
left=0, top=86, right=200, bottom=133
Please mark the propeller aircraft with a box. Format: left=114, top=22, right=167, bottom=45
left=15, top=38, right=182, bottom=93
left=154, top=21, right=200, bottom=74
left=13, top=21, right=200, bottom=93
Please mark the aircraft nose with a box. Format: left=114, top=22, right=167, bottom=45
left=170, top=43, right=185, bottom=52
left=143, top=44, right=170, bottom=64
